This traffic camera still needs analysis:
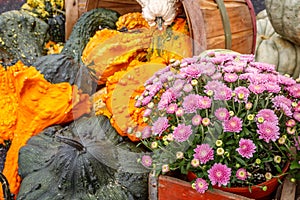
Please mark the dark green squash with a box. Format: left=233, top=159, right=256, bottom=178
left=17, top=115, right=149, bottom=200
left=61, top=8, right=120, bottom=64
left=0, top=10, right=50, bottom=66
left=33, top=54, right=97, bottom=94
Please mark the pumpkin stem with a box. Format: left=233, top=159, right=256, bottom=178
left=55, top=135, right=86, bottom=153
left=0, top=172, right=13, bottom=200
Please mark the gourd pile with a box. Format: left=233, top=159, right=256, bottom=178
left=1, top=0, right=299, bottom=199
left=255, top=0, right=300, bottom=79
left=0, top=1, right=192, bottom=199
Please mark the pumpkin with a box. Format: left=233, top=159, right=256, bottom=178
left=82, top=17, right=191, bottom=86
left=103, top=61, right=166, bottom=142
left=61, top=8, right=120, bottom=64
left=17, top=115, right=149, bottom=200
left=0, top=10, right=50, bottom=66
left=255, top=10, right=300, bottom=79
left=265, top=0, right=300, bottom=45
left=82, top=28, right=154, bottom=85
left=135, top=0, right=181, bottom=28
left=0, top=61, right=91, bottom=196
left=116, top=12, right=150, bottom=31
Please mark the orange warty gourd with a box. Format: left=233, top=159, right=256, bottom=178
left=88, top=13, right=192, bottom=141
left=104, top=60, right=166, bottom=142
left=116, top=12, right=150, bottom=31
left=0, top=61, right=91, bottom=197
left=82, top=28, right=154, bottom=85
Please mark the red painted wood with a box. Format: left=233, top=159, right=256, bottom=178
left=157, top=175, right=254, bottom=200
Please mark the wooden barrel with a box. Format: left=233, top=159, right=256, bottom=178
left=65, top=0, right=256, bottom=55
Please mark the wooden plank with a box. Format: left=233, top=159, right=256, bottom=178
left=280, top=175, right=296, bottom=200
left=157, top=175, right=254, bottom=200
left=65, top=0, right=80, bottom=40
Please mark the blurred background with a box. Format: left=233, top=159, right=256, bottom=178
left=0, top=0, right=266, bottom=15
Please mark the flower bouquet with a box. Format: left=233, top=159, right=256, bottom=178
left=135, top=49, right=300, bottom=196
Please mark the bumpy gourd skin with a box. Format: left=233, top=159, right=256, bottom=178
left=0, top=61, right=91, bottom=197
left=135, top=0, right=180, bottom=28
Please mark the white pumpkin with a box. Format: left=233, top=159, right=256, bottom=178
left=135, top=0, right=180, bottom=28
left=255, top=10, right=300, bottom=79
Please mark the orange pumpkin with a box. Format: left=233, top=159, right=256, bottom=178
left=0, top=61, right=91, bottom=196
left=104, top=61, right=166, bottom=141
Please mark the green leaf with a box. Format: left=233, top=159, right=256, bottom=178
left=290, top=160, right=300, bottom=170
left=234, top=156, right=247, bottom=166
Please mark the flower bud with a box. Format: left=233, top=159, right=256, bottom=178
left=229, top=111, right=235, bottom=116
left=206, top=90, right=214, bottom=96
left=287, top=127, right=296, bottom=135
left=274, top=155, right=281, bottom=163
left=215, top=140, right=223, bottom=147
left=286, top=119, right=296, bottom=127
left=191, top=159, right=200, bottom=167
left=191, top=79, right=198, bottom=86
left=245, top=102, right=253, bottom=110
left=151, top=141, right=158, bottom=149
left=202, top=118, right=210, bottom=126
left=265, top=172, right=272, bottom=180
left=255, top=158, right=261, bottom=164
left=247, top=114, right=254, bottom=121
left=176, top=151, right=184, bottom=159
left=278, top=137, right=286, bottom=145
left=162, top=164, right=170, bottom=173
left=262, top=186, right=268, bottom=191
left=216, top=148, right=224, bottom=155
left=257, top=116, right=264, bottom=123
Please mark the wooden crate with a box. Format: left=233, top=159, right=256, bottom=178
left=65, top=0, right=257, bottom=55
left=149, top=173, right=254, bottom=200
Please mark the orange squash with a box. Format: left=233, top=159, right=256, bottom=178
left=116, top=12, right=150, bottom=31
left=104, top=61, right=166, bottom=141
left=0, top=61, right=91, bottom=196
left=82, top=28, right=153, bottom=85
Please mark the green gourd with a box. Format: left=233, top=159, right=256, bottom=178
left=61, top=8, right=120, bottom=64
left=17, top=115, right=149, bottom=200
left=255, top=10, right=300, bottom=79
left=0, top=10, right=49, bottom=66
left=265, top=0, right=300, bottom=46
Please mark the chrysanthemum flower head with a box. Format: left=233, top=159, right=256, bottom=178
left=236, top=168, right=248, bottom=181
left=208, top=163, right=232, bottom=187
left=223, top=116, right=243, bottom=133
left=193, top=144, right=214, bottom=164
left=195, top=178, right=209, bottom=194
left=236, top=138, right=256, bottom=159
left=173, top=124, right=193, bottom=142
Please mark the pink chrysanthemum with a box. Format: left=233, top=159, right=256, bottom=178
left=182, top=94, right=202, bottom=113
left=249, top=84, right=265, bottom=94
left=202, top=62, right=216, bottom=76
left=143, top=108, right=152, bottom=117
left=192, top=114, right=202, bottom=126
left=236, top=168, right=248, bottom=181
left=211, top=72, right=223, bottom=80
left=173, top=124, right=193, bottom=142
left=214, top=86, right=232, bottom=101
left=208, top=163, right=232, bottom=187
left=195, top=178, right=209, bottom=194
left=223, top=116, right=243, bottom=133
left=198, top=96, right=212, bottom=109
left=250, top=62, right=276, bottom=72
left=193, top=144, right=214, bottom=164
left=224, top=73, right=239, bottom=82
left=293, top=112, right=300, bottom=122
left=257, top=122, right=280, bottom=143
left=141, top=126, right=152, bottom=139
left=204, top=80, right=225, bottom=93
left=142, top=96, right=153, bottom=106
left=141, top=155, right=152, bottom=167
left=277, top=74, right=296, bottom=86
left=180, top=63, right=202, bottom=78
left=236, top=138, right=256, bottom=159
left=166, top=103, right=178, bottom=114
left=172, top=79, right=186, bottom=92
left=157, top=88, right=177, bottom=110
left=151, top=117, right=169, bottom=136
left=146, top=82, right=163, bottom=96
left=256, top=109, right=278, bottom=123
left=286, top=84, right=300, bottom=98
left=183, top=83, right=193, bottom=93
left=215, top=107, right=230, bottom=121
left=272, top=95, right=292, bottom=108
left=234, top=86, right=250, bottom=103
left=264, top=82, right=281, bottom=93
left=280, top=103, right=293, bottom=117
